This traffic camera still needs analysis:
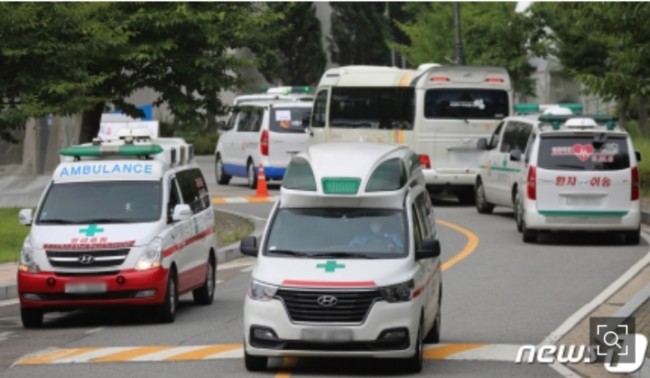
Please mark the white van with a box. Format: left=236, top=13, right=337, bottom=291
left=215, top=101, right=311, bottom=188
left=17, top=130, right=217, bottom=327
left=310, top=64, right=513, bottom=203
left=240, top=142, right=443, bottom=373
left=514, top=114, right=641, bottom=244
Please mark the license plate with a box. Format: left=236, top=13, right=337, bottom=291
left=64, top=283, right=107, bottom=294
left=566, top=197, right=601, bottom=206
left=453, top=151, right=478, bottom=165
left=301, top=328, right=353, bottom=342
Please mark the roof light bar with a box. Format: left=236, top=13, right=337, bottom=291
left=537, top=114, right=618, bottom=131
left=60, top=144, right=164, bottom=157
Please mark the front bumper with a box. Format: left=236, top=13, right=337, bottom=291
left=423, top=168, right=477, bottom=189
left=243, top=296, right=420, bottom=358
left=18, top=268, right=168, bottom=310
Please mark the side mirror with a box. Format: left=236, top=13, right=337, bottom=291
left=172, top=204, right=193, bottom=222
left=636, top=151, right=642, bottom=163
left=240, top=236, right=259, bottom=257
left=510, top=149, right=522, bottom=162
left=416, top=238, right=441, bottom=260
left=19, top=208, right=33, bottom=226
left=476, top=138, right=489, bottom=151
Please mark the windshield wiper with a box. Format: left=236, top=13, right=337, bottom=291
left=38, top=219, right=78, bottom=224
left=267, top=249, right=310, bottom=257
left=75, top=219, right=130, bottom=224
left=311, top=252, right=378, bottom=259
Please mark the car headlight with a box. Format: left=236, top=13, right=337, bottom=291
left=248, top=280, right=278, bottom=301
left=19, top=238, right=40, bottom=274
left=135, top=237, right=163, bottom=271
left=379, top=280, right=414, bottom=303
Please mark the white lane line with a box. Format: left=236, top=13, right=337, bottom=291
left=0, top=331, right=13, bottom=343
left=55, top=347, right=134, bottom=363
left=131, top=346, right=205, bottom=362
left=202, top=347, right=244, bottom=360
left=549, top=362, right=582, bottom=378
left=240, top=266, right=254, bottom=273
left=0, top=299, right=19, bottom=307
left=540, top=231, right=650, bottom=347
left=216, top=280, right=224, bottom=285
left=217, top=259, right=256, bottom=271
left=441, top=344, right=523, bottom=362
left=85, top=327, right=104, bottom=335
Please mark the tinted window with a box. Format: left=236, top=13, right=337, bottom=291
left=330, top=87, right=414, bottom=130
left=167, top=178, right=181, bottom=220
left=489, top=122, right=504, bottom=149
left=176, top=169, right=210, bottom=213
left=311, top=90, right=327, bottom=128
left=500, top=122, right=532, bottom=153
left=236, top=108, right=263, bottom=132
left=37, top=181, right=162, bottom=224
left=537, top=136, right=630, bottom=171
left=269, top=107, right=310, bottom=133
left=424, top=89, right=509, bottom=119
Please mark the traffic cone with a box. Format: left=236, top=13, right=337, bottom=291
left=254, top=163, right=269, bottom=197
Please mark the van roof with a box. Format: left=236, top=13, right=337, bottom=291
left=318, top=65, right=417, bottom=88
left=235, top=101, right=313, bottom=109
left=416, top=65, right=512, bottom=88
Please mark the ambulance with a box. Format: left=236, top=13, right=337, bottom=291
left=240, top=142, right=443, bottom=373
left=17, top=129, right=217, bottom=327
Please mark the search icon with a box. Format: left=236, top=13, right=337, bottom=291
left=603, top=331, right=623, bottom=349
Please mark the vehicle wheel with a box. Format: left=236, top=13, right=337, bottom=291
left=522, top=221, right=538, bottom=243
left=475, top=180, right=494, bottom=214
left=624, top=229, right=641, bottom=245
left=247, top=161, right=257, bottom=190
left=193, top=256, right=216, bottom=305
left=404, top=320, right=424, bottom=373
left=155, top=270, right=178, bottom=323
left=244, top=350, right=267, bottom=372
left=215, top=155, right=231, bottom=185
left=424, top=305, right=441, bottom=344
left=456, top=188, right=475, bottom=205
left=21, top=308, right=43, bottom=328
left=514, top=190, right=523, bottom=233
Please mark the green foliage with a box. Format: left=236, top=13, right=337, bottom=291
left=0, top=208, right=29, bottom=263
left=392, top=3, right=540, bottom=96
left=254, top=3, right=326, bottom=86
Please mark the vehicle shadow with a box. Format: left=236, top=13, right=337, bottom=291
left=267, top=356, right=419, bottom=376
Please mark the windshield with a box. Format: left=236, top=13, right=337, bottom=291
left=330, top=87, right=414, bottom=130
left=270, top=107, right=310, bottom=133
left=537, top=136, right=630, bottom=171
left=37, top=180, right=162, bottom=224
left=265, top=208, right=407, bottom=258
left=424, top=89, right=509, bottom=119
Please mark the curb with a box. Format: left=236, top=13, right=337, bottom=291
left=0, top=209, right=266, bottom=302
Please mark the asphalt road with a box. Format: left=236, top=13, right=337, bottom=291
left=0, top=156, right=646, bottom=378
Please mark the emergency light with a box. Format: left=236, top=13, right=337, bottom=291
left=538, top=114, right=618, bottom=131
left=514, top=103, right=584, bottom=115
left=60, top=144, right=163, bottom=157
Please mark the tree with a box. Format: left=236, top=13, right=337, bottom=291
left=254, top=2, right=326, bottom=87
left=391, top=3, right=544, bottom=97
left=0, top=3, right=276, bottom=143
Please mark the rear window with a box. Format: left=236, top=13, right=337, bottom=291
left=537, top=136, right=630, bottom=171
left=424, top=89, right=509, bottom=120
left=269, top=107, right=310, bottom=133
left=330, top=87, right=414, bottom=130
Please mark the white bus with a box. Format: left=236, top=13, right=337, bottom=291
left=309, top=64, right=513, bottom=203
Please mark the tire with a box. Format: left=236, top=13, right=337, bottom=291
left=424, top=305, right=441, bottom=344
left=456, top=189, right=475, bottom=205
left=514, top=190, right=523, bottom=233
left=155, top=270, right=178, bottom=323
left=475, top=180, right=494, bottom=214
left=215, top=155, right=231, bottom=185
left=247, top=161, right=257, bottom=190
left=404, top=320, right=424, bottom=373
left=624, top=229, right=641, bottom=245
left=193, top=256, right=216, bottom=305
left=244, top=350, right=267, bottom=372
left=522, top=221, right=538, bottom=243
left=21, top=308, right=43, bottom=328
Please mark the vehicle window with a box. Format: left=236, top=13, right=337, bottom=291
left=524, top=134, right=536, bottom=164
left=330, top=87, right=414, bottom=130
left=269, top=107, right=310, bottom=133
left=237, top=109, right=263, bottom=132
left=411, top=205, right=423, bottom=252
left=414, top=193, right=432, bottom=238
left=515, top=123, right=533, bottom=152
left=500, top=123, right=518, bottom=153
left=176, top=169, right=210, bottom=213
left=37, top=181, right=162, bottom=224
left=537, top=136, right=630, bottom=171
left=424, top=89, right=509, bottom=120
left=311, top=90, right=327, bottom=128
left=225, top=112, right=238, bottom=131
left=167, top=177, right=181, bottom=220
left=264, top=208, right=407, bottom=258
left=489, top=121, right=504, bottom=149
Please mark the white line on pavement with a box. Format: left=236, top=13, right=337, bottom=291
left=0, top=299, right=18, bottom=307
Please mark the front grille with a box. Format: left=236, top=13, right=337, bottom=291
left=275, top=289, right=382, bottom=324
left=46, top=249, right=130, bottom=268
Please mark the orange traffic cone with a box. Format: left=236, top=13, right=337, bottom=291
left=254, top=163, right=269, bottom=197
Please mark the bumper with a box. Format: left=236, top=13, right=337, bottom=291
left=243, top=296, right=420, bottom=358
left=423, top=168, right=477, bottom=189
left=263, top=166, right=286, bottom=181
left=18, top=268, right=169, bottom=310
left=523, top=202, right=641, bottom=231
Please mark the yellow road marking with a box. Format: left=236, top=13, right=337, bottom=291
left=211, top=198, right=228, bottom=205
left=275, top=356, right=298, bottom=378
left=244, top=196, right=274, bottom=203
left=437, top=218, right=480, bottom=271
left=165, top=344, right=241, bottom=361
left=424, top=343, right=486, bottom=360
left=16, top=347, right=100, bottom=365
left=92, top=346, right=172, bottom=362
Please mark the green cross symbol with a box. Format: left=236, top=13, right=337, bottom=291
left=317, top=260, right=345, bottom=273
left=79, top=224, right=104, bottom=237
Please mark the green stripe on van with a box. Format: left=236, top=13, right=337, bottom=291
left=539, top=210, right=628, bottom=217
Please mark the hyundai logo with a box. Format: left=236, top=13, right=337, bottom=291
left=78, top=255, right=94, bottom=264
left=316, top=295, right=338, bottom=307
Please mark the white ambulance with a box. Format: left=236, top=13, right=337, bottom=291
left=240, top=142, right=443, bottom=373
left=17, top=130, right=217, bottom=327
left=515, top=114, right=641, bottom=244
left=310, top=64, right=513, bottom=204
